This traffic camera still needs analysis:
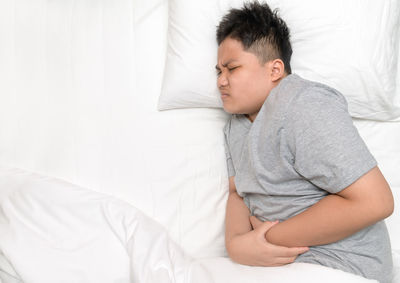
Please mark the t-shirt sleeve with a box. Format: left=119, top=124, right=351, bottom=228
left=224, top=129, right=236, bottom=177
left=285, top=86, right=377, bottom=194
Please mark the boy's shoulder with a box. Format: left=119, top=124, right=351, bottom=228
left=270, top=74, right=349, bottom=118
left=283, top=74, right=348, bottom=107
left=279, top=75, right=353, bottom=137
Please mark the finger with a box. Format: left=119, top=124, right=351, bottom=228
left=273, top=255, right=297, bottom=265
left=269, top=256, right=297, bottom=266
left=257, top=221, right=279, bottom=235
left=257, top=220, right=278, bottom=231
left=255, top=220, right=279, bottom=239
left=257, top=255, right=297, bottom=267
left=268, top=245, right=309, bottom=257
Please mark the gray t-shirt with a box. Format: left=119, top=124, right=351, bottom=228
left=223, top=74, right=392, bottom=283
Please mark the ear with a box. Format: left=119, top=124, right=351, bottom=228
left=270, top=59, right=285, bottom=82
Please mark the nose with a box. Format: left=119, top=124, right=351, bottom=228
left=217, top=72, right=228, bottom=89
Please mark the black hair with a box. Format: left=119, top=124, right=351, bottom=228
left=216, top=1, right=292, bottom=74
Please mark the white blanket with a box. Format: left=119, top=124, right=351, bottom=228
left=0, top=166, right=196, bottom=283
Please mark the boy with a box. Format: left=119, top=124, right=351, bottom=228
left=216, top=2, right=394, bottom=282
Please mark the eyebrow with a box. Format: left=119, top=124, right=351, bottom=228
left=215, top=59, right=238, bottom=70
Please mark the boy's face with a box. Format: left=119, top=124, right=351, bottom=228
left=216, top=37, right=278, bottom=122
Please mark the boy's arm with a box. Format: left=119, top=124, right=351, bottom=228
left=225, top=176, right=253, bottom=241
left=225, top=176, right=309, bottom=266
left=262, top=166, right=394, bottom=247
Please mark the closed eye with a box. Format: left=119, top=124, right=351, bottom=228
left=215, top=66, right=239, bottom=76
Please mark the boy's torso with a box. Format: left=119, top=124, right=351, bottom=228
left=224, top=74, right=392, bottom=282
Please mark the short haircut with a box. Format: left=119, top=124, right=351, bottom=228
left=216, top=1, right=292, bottom=74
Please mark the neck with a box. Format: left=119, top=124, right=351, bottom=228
left=246, top=113, right=257, bottom=123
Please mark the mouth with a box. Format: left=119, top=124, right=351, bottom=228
left=220, top=93, right=230, bottom=100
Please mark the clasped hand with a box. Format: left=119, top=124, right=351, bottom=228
left=226, top=216, right=309, bottom=267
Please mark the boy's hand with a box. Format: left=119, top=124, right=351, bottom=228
left=226, top=220, right=309, bottom=267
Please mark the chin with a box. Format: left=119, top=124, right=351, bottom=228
left=223, top=108, right=243, bottom=116
left=222, top=104, right=236, bottom=114
left=222, top=102, right=245, bottom=115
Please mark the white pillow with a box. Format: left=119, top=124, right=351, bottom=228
left=159, top=0, right=400, bottom=121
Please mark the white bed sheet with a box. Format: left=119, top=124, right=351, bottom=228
left=0, top=0, right=229, bottom=258
left=0, top=166, right=195, bottom=283
left=0, top=0, right=399, bottom=282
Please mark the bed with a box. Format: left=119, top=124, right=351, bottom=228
left=0, top=0, right=399, bottom=282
